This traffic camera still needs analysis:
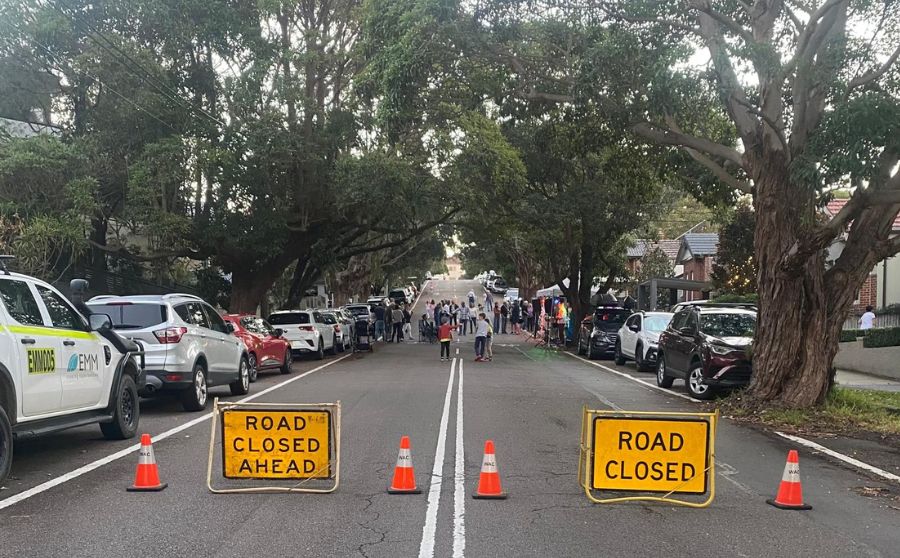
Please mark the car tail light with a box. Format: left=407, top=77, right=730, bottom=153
left=154, top=326, right=188, bottom=343
left=300, top=325, right=315, bottom=332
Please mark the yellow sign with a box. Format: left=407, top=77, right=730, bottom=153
left=222, top=409, right=331, bottom=479
left=592, top=417, right=709, bottom=494
left=27, top=348, right=56, bottom=374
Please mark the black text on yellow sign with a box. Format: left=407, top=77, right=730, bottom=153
left=592, top=417, right=709, bottom=494
left=27, top=348, right=56, bottom=374
left=222, top=409, right=331, bottom=479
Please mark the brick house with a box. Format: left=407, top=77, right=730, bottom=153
left=676, top=233, right=719, bottom=301
left=825, top=200, right=900, bottom=311
left=625, top=239, right=682, bottom=276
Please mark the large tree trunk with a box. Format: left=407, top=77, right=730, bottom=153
left=228, top=255, right=296, bottom=314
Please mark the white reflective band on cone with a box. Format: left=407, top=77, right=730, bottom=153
left=396, top=448, right=412, bottom=468
left=481, top=454, right=498, bottom=474
left=781, top=462, right=800, bottom=483
left=138, top=445, right=156, bottom=465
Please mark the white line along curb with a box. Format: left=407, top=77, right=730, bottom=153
left=0, top=353, right=354, bottom=511
left=775, top=432, right=900, bottom=485
left=563, top=351, right=700, bottom=402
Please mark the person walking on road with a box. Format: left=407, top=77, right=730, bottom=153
left=511, top=300, right=521, bottom=335
left=472, top=305, right=479, bottom=331
left=467, top=289, right=476, bottom=307
left=438, top=317, right=458, bottom=361
left=450, top=302, right=459, bottom=326
left=484, top=291, right=494, bottom=311
left=859, top=305, right=877, bottom=330
left=500, top=302, right=509, bottom=334
left=493, top=302, right=501, bottom=333
left=485, top=318, right=494, bottom=361
left=474, top=312, right=489, bottom=361
left=433, top=300, right=441, bottom=325
left=374, top=304, right=386, bottom=341
left=391, top=304, right=405, bottom=342
left=459, top=303, right=470, bottom=335
left=402, top=304, right=413, bottom=341
left=385, top=302, right=395, bottom=342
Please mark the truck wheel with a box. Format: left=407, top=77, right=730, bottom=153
left=0, top=405, right=12, bottom=486
left=280, top=349, right=293, bottom=374
left=181, top=363, right=209, bottom=411
left=101, top=374, right=140, bottom=440
left=230, top=356, right=251, bottom=396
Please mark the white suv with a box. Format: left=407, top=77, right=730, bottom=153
left=268, top=310, right=338, bottom=360
left=87, top=294, right=250, bottom=412
left=614, top=311, right=674, bottom=372
left=0, top=266, right=144, bottom=485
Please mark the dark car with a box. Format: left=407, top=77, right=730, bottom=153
left=577, top=305, right=631, bottom=359
left=656, top=305, right=756, bottom=400
left=388, top=289, right=409, bottom=305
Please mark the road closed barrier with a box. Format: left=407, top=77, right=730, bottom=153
left=207, top=399, right=341, bottom=494
left=579, top=407, right=718, bottom=508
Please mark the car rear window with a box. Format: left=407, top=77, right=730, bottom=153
left=593, top=309, right=629, bottom=329
left=268, top=312, right=310, bottom=325
left=320, top=313, right=337, bottom=324
left=389, top=290, right=406, bottom=297
left=89, top=303, right=167, bottom=329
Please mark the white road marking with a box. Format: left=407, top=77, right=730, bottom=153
left=452, top=358, right=465, bottom=558
left=564, top=351, right=900, bottom=487
left=563, top=352, right=700, bottom=402
left=0, top=353, right=353, bottom=511
left=456, top=348, right=459, bottom=355
left=418, top=357, right=457, bottom=558
left=775, top=432, right=900, bottom=485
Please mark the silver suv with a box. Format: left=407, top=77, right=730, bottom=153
left=87, top=294, right=250, bottom=411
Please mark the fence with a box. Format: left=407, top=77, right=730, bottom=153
left=842, top=313, right=900, bottom=330
left=51, top=268, right=200, bottom=299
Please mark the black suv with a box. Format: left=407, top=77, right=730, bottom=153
left=577, top=305, right=631, bottom=359
left=656, top=305, right=756, bottom=399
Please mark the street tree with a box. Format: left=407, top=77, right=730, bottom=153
left=712, top=204, right=757, bottom=296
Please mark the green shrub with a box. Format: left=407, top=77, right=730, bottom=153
left=863, top=327, right=900, bottom=348
left=710, top=293, right=759, bottom=304
left=840, top=329, right=860, bottom=342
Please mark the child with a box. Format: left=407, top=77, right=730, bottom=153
left=474, top=312, right=488, bottom=361
left=438, top=317, right=457, bottom=361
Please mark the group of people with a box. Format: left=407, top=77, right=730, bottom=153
left=372, top=301, right=413, bottom=342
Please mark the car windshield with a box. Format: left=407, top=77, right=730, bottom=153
left=644, top=316, right=671, bottom=332
left=389, top=290, right=405, bottom=298
left=268, top=312, right=310, bottom=325
left=700, top=313, right=756, bottom=337
left=88, top=303, right=167, bottom=329
left=593, top=309, right=629, bottom=330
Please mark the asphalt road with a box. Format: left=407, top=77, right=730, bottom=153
left=1, top=279, right=897, bottom=557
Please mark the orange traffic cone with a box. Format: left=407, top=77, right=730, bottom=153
left=127, top=434, right=167, bottom=492
left=473, top=440, right=507, bottom=499
left=388, top=435, right=421, bottom=494
left=767, top=449, right=811, bottom=510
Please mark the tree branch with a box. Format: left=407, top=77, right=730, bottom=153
left=89, top=241, right=205, bottom=262
left=631, top=122, right=745, bottom=167
left=849, top=43, right=900, bottom=89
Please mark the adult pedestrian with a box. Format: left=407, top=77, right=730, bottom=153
left=511, top=300, right=521, bottom=334
left=385, top=301, right=394, bottom=342
left=467, top=289, right=476, bottom=307
left=484, top=291, right=494, bottom=311
left=391, top=304, right=405, bottom=342
left=459, top=303, right=470, bottom=335
left=474, top=312, right=489, bottom=361
left=374, top=303, right=386, bottom=341
left=402, top=303, right=412, bottom=340
left=493, top=302, right=501, bottom=333
left=485, top=318, right=494, bottom=361
left=472, top=305, right=479, bottom=330
left=859, top=305, right=877, bottom=330
left=450, top=302, right=459, bottom=326
left=433, top=300, right=441, bottom=325
left=500, top=301, right=509, bottom=334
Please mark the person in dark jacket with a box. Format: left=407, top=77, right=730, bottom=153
left=385, top=302, right=394, bottom=342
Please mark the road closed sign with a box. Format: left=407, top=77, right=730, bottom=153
left=222, top=408, right=331, bottom=479
left=591, top=417, right=710, bottom=494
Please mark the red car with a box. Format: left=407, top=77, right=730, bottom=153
left=222, top=314, right=293, bottom=382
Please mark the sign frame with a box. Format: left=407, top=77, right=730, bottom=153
left=207, top=398, right=341, bottom=494
left=579, top=406, right=718, bottom=508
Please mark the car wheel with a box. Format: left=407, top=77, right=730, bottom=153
left=577, top=334, right=586, bottom=355
left=656, top=355, right=674, bottom=388
left=230, top=355, right=251, bottom=396
left=280, top=349, right=293, bottom=374
left=635, top=343, right=649, bottom=372
left=181, top=363, right=209, bottom=411
left=329, top=335, right=338, bottom=355
left=686, top=363, right=715, bottom=400
left=614, top=341, right=626, bottom=365
left=316, top=337, right=325, bottom=360
left=248, top=353, right=259, bottom=383
left=0, top=405, right=13, bottom=486
left=100, top=374, right=140, bottom=440
left=336, top=335, right=345, bottom=353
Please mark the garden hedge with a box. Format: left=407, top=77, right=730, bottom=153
left=863, top=327, right=900, bottom=348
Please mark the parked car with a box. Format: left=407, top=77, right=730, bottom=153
left=577, top=305, right=632, bottom=359
left=489, top=276, right=509, bottom=294
left=321, top=309, right=354, bottom=352
left=366, top=297, right=389, bottom=311
left=267, top=310, right=338, bottom=360
left=614, top=311, right=674, bottom=372
left=87, top=293, right=250, bottom=411
left=0, top=267, right=145, bottom=485
left=656, top=305, right=756, bottom=400
left=504, top=288, right=520, bottom=303
left=343, top=304, right=374, bottom=323
left=222, top=314, right=292, bottom=381
left=388, top=288, right=409, bottom=305
left=425, top=271, right=433, bottom=280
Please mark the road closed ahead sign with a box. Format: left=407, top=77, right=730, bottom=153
left=222, top=409, right=331, bottom=479
left=592, top=417, right=710, bottom=494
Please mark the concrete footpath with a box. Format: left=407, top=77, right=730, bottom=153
left=835, top=341, right=900, bottom=382
left=836, top=369, right=900, bottom=392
